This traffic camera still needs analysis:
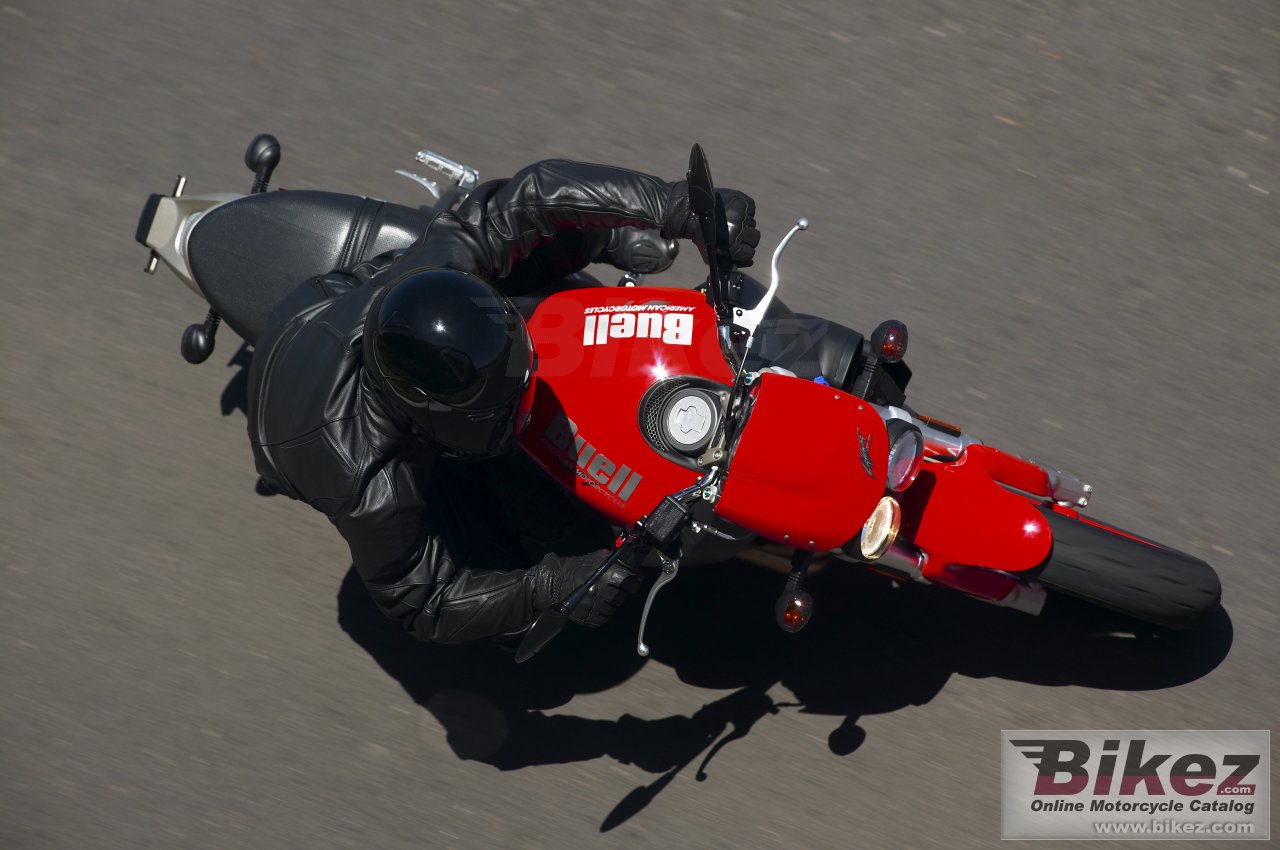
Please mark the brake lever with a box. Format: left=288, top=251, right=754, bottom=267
left=637, top=552, right=680, bottom=657
left=730, top=218, right=808, bottom=342
left=628, top=483, right=706, bottom=657
left=513, top=482, right=701, bottom=663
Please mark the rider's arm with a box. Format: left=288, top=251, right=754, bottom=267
left=332, top=454, right=545, bottom=644
left=388, top=160, right=691, bottom=284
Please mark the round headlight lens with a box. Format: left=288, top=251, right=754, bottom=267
left=859, top=496, right=902, bottom=560
left=885, top=419, right=924, bottom=492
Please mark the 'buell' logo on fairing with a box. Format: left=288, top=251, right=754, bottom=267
left=543, top=413, right=643, bottom=502
left=582, top=305, right=694, bottom=347
left=858, top=428, right=874, bottom=478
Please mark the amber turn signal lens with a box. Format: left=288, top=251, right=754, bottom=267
left=879, top=321, right=908, bottom=363
left=777, top=590, right=815, bottom=633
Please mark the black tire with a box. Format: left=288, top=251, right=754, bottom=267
left=1035, top=507, right=1221, bottom=630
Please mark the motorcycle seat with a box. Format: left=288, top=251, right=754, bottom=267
left=187, top=190, right=432, bottom=345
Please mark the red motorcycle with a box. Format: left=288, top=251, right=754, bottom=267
left=136, top=136, right=1221, bottom=662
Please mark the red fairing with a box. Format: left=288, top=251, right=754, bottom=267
left=931, top=563, right=1022, bottom=602
left=516, top=286, right=733, bottom=525
left=982, top=449, right=1052, bottom=498
left=715, top=372, right=888, bottom=551
left=899, top=445, right=1053, bottom=575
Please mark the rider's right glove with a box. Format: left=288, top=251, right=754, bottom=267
left=663, top=183, right=761, bottom=268
left=530, top=550, right=643, bottom=628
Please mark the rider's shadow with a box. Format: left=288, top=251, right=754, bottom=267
left=335, top=566, right=775, bottom=772
left=336, top=560, right=1233, bottom=832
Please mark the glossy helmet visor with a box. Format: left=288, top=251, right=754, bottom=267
left=364, top=269, right=534, bottom=458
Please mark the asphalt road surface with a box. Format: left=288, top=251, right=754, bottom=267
left=2, top=1, right=1276, bottom=847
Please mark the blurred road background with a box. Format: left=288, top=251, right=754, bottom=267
left=2, top=1, right=1276, bottom=847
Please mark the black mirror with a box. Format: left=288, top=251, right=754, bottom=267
left=687, top=144, right=729, bottom=319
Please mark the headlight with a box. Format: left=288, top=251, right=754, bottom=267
left=859, top=496, right=902, bottom=559
left=885, top=419, right=924, bottom=492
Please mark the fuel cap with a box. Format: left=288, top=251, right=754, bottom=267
left=660, top=388, right=718, bottom=455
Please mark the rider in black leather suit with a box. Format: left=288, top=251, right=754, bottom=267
left=247, top=159, right=759, bottom=644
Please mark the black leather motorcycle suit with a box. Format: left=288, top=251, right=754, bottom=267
left=247, top=161, right=687, bottom=644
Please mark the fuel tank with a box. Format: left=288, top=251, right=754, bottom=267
left=516, top=286, right=733, bottom=524
left=516, top=285, right=889, bottom=554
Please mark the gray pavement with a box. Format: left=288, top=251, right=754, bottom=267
left=1, top=1, right=1276, bottom=847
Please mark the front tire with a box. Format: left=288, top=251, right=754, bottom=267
left=1035, top=507, right=1221, bottom=630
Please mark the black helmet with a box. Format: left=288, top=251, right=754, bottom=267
left=363, top=268, right=534, bottom=458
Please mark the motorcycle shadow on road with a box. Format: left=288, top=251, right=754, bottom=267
left=223, top=347, right=1232, bottom=829
left=336, top=558, right=1232, bottom=832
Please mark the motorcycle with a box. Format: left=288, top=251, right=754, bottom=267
left=135, top=134, right=1221, bottom=662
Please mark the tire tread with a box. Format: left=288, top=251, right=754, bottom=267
left=1036, top=508, right=1221, bottom=629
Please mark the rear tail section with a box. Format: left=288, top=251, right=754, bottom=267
left=135, top=133, right=439, bottom=358
left=137, top=184, right=431, bottom=347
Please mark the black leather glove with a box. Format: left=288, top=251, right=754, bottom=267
left=664, top=181, right=761, bottom=268
left=601, top=227, right=680, bottom=274
left=530, top=550, right=643, bottom=628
